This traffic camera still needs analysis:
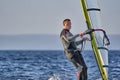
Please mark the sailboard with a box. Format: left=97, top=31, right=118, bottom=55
left=80, top=0, right=110, bottom=80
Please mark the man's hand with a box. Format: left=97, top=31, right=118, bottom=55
left=79, top=33, right=85, bottom=38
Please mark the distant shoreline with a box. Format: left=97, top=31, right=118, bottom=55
left=0, top=49, right=119, bottom=51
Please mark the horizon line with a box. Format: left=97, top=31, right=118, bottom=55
left=0, top=34, right=120, bottom=36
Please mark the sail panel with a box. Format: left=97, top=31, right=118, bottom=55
left=86, top=0, right=108, bottom=67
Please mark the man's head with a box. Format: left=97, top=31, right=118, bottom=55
left=63, top=19, right=71, bottom=30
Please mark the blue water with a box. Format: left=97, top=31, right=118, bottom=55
left=0, top=50, right=119, bottom=80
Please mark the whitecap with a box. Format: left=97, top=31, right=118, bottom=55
left=48, top=74, right=61, bottom=80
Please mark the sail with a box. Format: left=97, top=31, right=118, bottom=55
left=80, top=0, right=110, bottom=80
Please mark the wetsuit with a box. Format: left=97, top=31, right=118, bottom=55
left=60, top=29, right=87, bottom=80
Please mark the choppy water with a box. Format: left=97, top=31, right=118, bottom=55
left=0, top=50, right=119, bottom=80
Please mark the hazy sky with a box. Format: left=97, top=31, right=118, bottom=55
left=0, top=0, right=120, bottom=35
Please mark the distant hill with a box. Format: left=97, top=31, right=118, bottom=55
left=0, top=34, right=62, bottom=50
left=0, top=34, right=119, bottom=50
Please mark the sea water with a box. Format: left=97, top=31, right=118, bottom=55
left=0, top=50, right=119, bottom=80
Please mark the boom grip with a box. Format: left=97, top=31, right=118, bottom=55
left=84, top=29, right=110, bottom=46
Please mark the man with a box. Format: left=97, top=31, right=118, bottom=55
left=60, top=19, right=89, bottom=80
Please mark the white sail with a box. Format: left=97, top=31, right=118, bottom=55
left=80, top=0, right=110, bottom=79
left=86, top=0, right=108, bottom=71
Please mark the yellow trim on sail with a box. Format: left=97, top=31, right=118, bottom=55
left=80, top=0, right=108, bottom=79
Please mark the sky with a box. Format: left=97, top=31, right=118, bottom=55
left=0, top=0, right=120, bottom=50
left=0, top=0, right=120, bottom=35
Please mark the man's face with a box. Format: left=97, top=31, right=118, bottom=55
left=64, top=21, right=71, bottom=30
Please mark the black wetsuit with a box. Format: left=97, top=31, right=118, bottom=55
left=60, top=29, right=87, bottom=80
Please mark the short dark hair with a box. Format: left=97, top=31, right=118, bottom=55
left=63, top=19, right=71, bottom=25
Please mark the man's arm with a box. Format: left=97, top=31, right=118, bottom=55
left=61, top=33, right=79, bottom=49
left=62, top=34, right=80, bottom=42
left=67, top=34, right=79, bottom=42
left=75, top=37, right=89, bottom=46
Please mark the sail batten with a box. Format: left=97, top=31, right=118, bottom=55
left=87, top=8, right=101, bottom=11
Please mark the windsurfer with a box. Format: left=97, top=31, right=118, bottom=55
left=60, top=19, right=89, bottom=80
